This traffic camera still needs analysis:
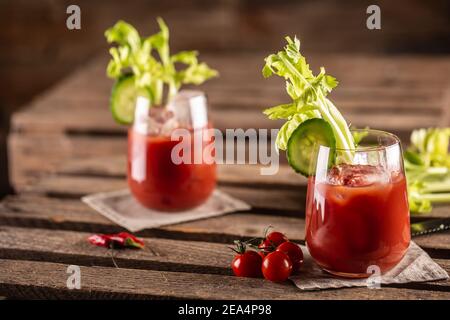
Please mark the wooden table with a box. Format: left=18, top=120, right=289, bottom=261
left=1, top=53, right=450, bottom=299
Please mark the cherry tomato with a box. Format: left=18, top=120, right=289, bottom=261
left=276, top=241, right=304, bottom=272
left=266, top=231, right=288, bottom=247
left=258, top=231, right=289, bottom=254
left=262, top=251, right=293, bottom=282
left=258, top=239, right=275, bottom=253
left=231, top=250, right=263, bottom=278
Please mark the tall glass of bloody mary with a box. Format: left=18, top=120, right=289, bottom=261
left=305, top=130, right=410, bottom=278
left=128, top=91, right=216, bottom=212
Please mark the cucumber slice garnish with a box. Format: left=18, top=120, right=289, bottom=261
left=110, top=74, right=152, bottom=125
left=286, top=118, right=336, bottom=176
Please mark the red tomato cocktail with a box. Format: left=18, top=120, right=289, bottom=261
left=305, top=164, right=410, bottom=277
left=128, top=127, right=216, bottom=211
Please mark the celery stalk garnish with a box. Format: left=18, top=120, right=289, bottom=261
left=262, top=37, right=355, bottom=161
left=105, top=18, right=218, bottom=106
left=405, top=128, right=450, bottom=213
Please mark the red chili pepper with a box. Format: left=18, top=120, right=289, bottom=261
left=88, top=234, right=109, bottom=247
left=88, top=232, right=144, bottom=249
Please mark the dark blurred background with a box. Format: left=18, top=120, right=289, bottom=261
left=0, top=0, right=449, bottom=196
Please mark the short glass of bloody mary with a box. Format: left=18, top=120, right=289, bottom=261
left=127, top=91, right=216, bottom=212
left=305, top=129, right=410, bottom=278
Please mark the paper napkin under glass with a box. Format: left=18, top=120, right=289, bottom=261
left=291, top=242, right=448, bottom=290
left=82, top=189, right=250, bottom=232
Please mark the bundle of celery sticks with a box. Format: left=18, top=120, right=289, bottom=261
left=405, top=128, right=450, bottom=213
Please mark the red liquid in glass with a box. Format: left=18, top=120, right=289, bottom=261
left=305, top=164, right=410, bottom=276
left=127, top=127, right=216, bottom=211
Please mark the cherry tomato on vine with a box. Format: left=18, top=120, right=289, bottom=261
left=276, top=241, right=304, bottom=272
left=266, top=231, right=288, bottom=247
left=258, top=229, right=289, bottom=254
left=230, top=240, right=262, bottom=278
left=258, top=239, right=274, bottom=253
left=261, top=251, right=293, bottom=282
left=231, top=250, right=263, bottom=278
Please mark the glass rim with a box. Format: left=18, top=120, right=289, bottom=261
left=320, top=129, right=401, bottom=152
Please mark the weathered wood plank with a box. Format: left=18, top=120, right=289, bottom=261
left=0, top=194, right=449, bottom=255
left=441, top=88, right=450, bottom=127
left=11, top=100, right=443, bottom=136
left=41, top=54, right=450, bottom=94
left=9, top=134, right=128, bottom=188
left=20, top=172, right=450, bottom=219
left=15, top=86, right=446, bottom=114
left=0, top=194, right=306, bottom=241
left=0, top=226, right=233, bottom=275
left=23, top=175, right=307, bottom=212
left=58, top=159, right=305, bottom=188
left=39, top=80, right=444, bottom=111
left=1, top=259, right=449, bottom=300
